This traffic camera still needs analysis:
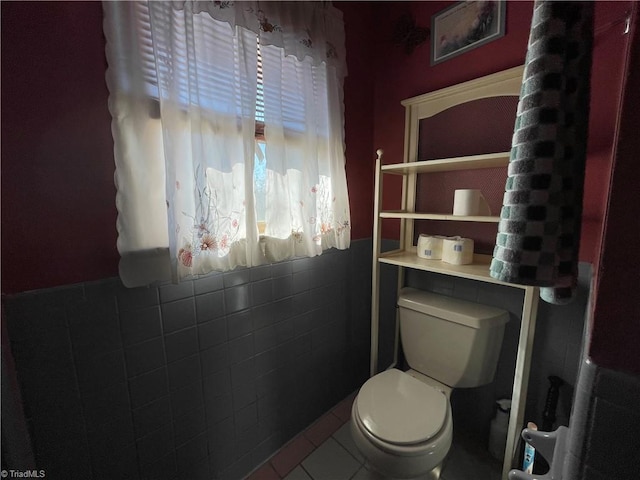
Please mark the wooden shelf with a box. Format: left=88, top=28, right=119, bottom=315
left=378, top=250, right=530, bottom=289
left=380, top=211, right=500, bottom=223
left=380, top=151, right=510, bottom=175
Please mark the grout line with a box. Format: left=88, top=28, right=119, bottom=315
left=300, top=462, right=314, bottom=480
left=347, top=465, right=365, bottom=480
left=247, top=391, right=358, bottom=479
left=267, top=434, right=316, bottom=479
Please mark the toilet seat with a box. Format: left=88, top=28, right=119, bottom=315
left=355, top=369, right=448, bottom=445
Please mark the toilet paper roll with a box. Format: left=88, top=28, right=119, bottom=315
left=442, top=237, right=474, bottom=265
left=453, top=189, right=491, bottom=216
left=417, top=235, right=446, bottom=259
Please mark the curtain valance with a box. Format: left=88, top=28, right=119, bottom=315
left=171, top=1, right=347, bottom=78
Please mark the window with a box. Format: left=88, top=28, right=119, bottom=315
left=254, top=39, right=266, bottom=232
left=103, top=1, right=351, bottom=286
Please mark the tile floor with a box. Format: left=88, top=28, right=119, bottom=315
left=246, top=393, right=502, bottom=480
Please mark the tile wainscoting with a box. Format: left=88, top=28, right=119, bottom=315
left=3, top=239, right=604, bottom=480
left=2, top=240, right=374, bottom=479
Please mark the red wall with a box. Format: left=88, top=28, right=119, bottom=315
left=371, top=1, right=533, bottom=243
left=370, top=1, right=629, bottom=269
left=1, top=1, right=119, bottom=294
left=339, top=3, right=377, bottom=241
left=367, top=1, right=637, bottom=376
left=0, top=0, right=633, bottom=384
left=0, top=2, right=377, bottom=294
left=589, top=7, right=640, bottom=376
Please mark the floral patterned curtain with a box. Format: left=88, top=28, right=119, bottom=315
left=103, top=1, right=350, bottom=286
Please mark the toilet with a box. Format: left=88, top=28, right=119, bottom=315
left=351, top=287, right=510, bottom=479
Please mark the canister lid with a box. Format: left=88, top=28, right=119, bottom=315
left=356, top=369, right=447, bottom=445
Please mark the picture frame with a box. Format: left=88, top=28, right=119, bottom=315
left=431, top=1, right=506, bottom=65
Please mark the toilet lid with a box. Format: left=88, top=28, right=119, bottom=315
left=356, top=369, right=448, bottom=445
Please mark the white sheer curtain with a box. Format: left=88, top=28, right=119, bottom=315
left=103, top=1, right=350, bottom=287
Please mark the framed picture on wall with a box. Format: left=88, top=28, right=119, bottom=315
left=431, top=1, right=506, bottom=65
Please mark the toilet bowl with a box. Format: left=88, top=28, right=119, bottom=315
left=350, top=369, right=453, bottom=479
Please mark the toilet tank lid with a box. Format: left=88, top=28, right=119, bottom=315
left=397, top=288, right=509, bottom=329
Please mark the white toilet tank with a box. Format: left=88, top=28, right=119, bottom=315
left=397, top=287, right=509, bottom=388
